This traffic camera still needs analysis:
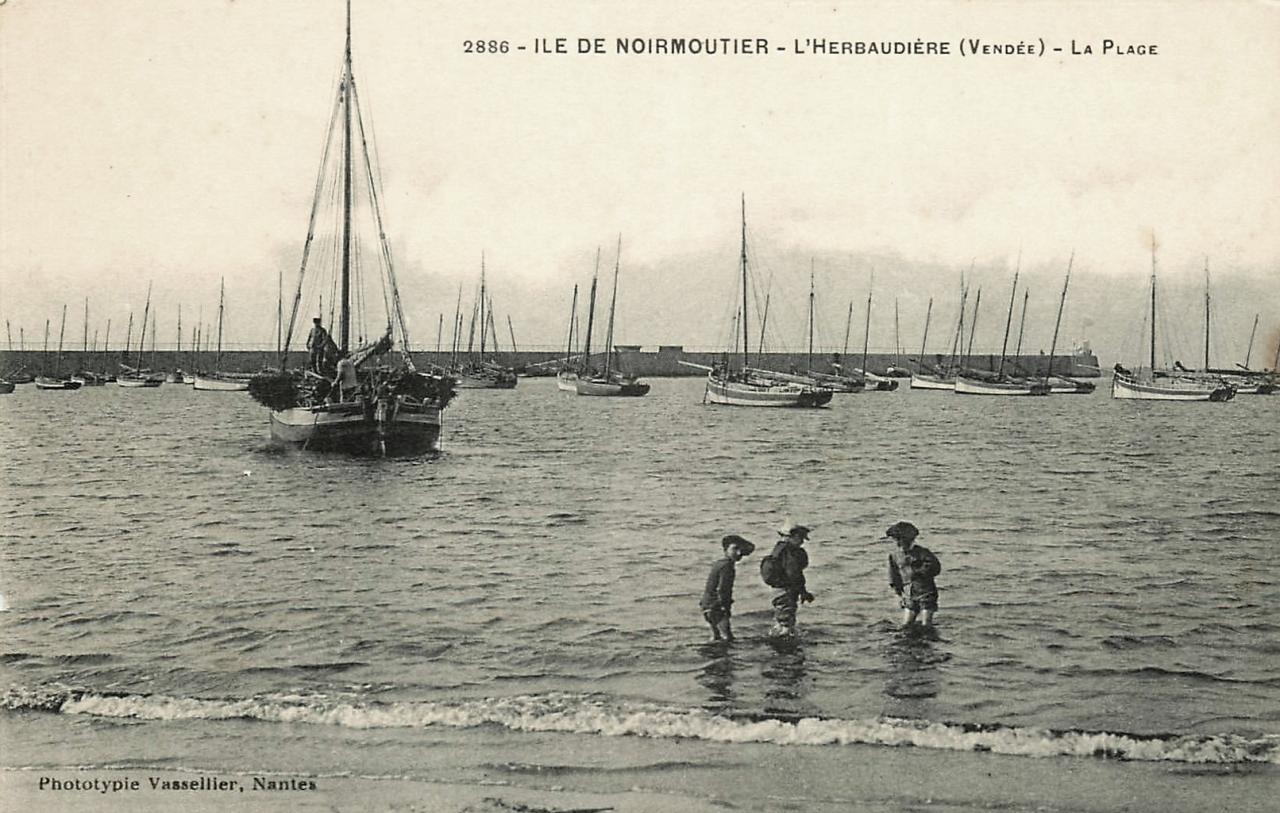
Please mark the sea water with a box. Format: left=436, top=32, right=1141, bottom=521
left=1, top=379, right=1277, bottom=801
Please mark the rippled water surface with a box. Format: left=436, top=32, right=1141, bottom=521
left=1, top=379, right=1278, bottom=767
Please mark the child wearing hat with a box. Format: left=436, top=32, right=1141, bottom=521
left=886, top=521, right=941, bottom=627
left=699, top=534, right=756, bottom=642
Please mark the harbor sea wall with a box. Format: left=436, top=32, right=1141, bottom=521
left=1, top=347, right=1103, bottom=378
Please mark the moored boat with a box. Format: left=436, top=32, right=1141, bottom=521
left=574, top=237, right=650, bottom=398
left=701, top=197, right=831, bottom=408
left=248, top=3, right=456, bottom=456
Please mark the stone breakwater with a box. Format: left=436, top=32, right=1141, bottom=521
left=0, top=347, right=1102, bottom=378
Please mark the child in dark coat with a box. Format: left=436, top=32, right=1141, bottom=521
left=886, top=521, right=941, bottom=627
left=699, top=535, right=756, bottom=641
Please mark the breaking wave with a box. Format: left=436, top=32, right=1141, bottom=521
left=5, top=686, right=1277, bottom=765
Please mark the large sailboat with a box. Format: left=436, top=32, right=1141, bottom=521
left=1111, top=244, right=1234, bottom=402
left=248, top=2, right=455, bottom=455
left=697, top=197, right=832, bottom=408
left=575, top=238, right=650, bottom=397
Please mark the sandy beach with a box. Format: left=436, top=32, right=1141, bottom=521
left=5, top=726, right=1278, bottom=813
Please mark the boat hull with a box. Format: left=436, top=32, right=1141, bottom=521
left=555, top=371, right=578, bottom=392
left=193, top=375, right=249, bottom=391
left=909, top=373, right=955, bottom=391
left=574, top=377, right=650, bottom=397
left=0, top=380, right=14, bottom=394
left=270, top=399, right=443, bottom=455
left=955, top=375, right=1051, bottom=396
left=1111, top=373, right=1235, bottom=401
left=117, top=377, right=163, bottom=388
left=454, top=373, right=517, bottom=389
left=35, top=377, right=83, bottom=390
left=705, top=374, right=832, bottom=407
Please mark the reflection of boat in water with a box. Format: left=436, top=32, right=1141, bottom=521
left=700, top=198, right=831, bottom=408
left=248, top=3, right=455, bottom=456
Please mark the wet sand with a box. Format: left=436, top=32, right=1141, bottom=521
left=5, top=729, right=1277, bottom=813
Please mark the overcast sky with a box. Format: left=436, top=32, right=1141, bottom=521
left=2, top=0, right=1278, bottom=365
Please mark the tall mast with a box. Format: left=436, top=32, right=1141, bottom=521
left=137, top=282, right=152, bottom=369
left=563, top=284, right=579, bottom=365
left=740, top=195, right=749, bottom=368
left=56, top=304, right=68, bottom=376
left=603, top=236, right=622, bottom=378
left=916, top=297, right=933, bottom=372
left=1045, top=252, right=1074, bottom=382
left=1013, top=289, right=1030, bottom=364
left=1203, top=258, right=1210, bottom=371
left=507, top=315, right=517, bottom=355
left=150, top=313, right=157, bottom=369
left=963, top=288, right=981, bottom=370
left=894, top=299, right=902, bottom=368
left=449, top=284, right=462, bottom=366
left=436, top=313, right=443, bottom=366
left=43, top=319, right=49, bottom=374
left=177, top=304, right=182, bottom=357
left=998, top=252, right=1021, bottom=379
left=124, top=314, right=133, bottom=368
left=807, top=261, right=815, bottom=372
left=276, top=269, right=282, bottom=364
left=581, top=249, right=600, bottom=372
left=216, top=278, right=225, bottom=370
left=842, top=300, right=853, bottom=357
left=104, top=319, right=111, bottom=373
left=1149, top=237, right=1157, bottom=372
left=861, top=273, right=873, bottom=378
left=339, top=0, right=353, bottom=354
left=478, top=254, right=487, bottom=356
left=757, top=293, right=770, bottom=356
left=1244, top=313, right=1259, bottom=369
left=83, top=298, right=89, bottom=353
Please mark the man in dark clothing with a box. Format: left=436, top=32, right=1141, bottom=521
left=886, top=520, right=941, bottom=627
left=307, top=318, right=331, bottom=373
left=699, top=535, right=755, bottom=642
left=769, top=522, right=815, bottom=636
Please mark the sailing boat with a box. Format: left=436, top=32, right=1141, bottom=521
left=841, top=275, right=898, bottom=391
left=911, top=278, right=968, bottom=391
left=575, top=238, right=650, bottom=396
left=118, top=284, right=164, bottom=387
left=193, top=279, right=249, bottom=391
left=555, top=283, right=580, bottom=391
left=883, top=299, right=912, bottom=378
left=955, top=258, right=1051, bottom=396
left=695, top=197, right=832, bottom=408
left=450, top=255, right=518, bottom=389
left=1111, top=243, right=1235, bottom=402
left=34, top=306, right=83, bottom=390
left=71, top=299, right=106, bottom=385
left=247, top=2, right=455, bottom=455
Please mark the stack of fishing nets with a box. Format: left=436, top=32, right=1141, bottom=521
left=248, top=371, right=303, bottom=410
left=394, top=370, right=457, bottom=409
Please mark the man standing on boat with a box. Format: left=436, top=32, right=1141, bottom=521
left=332, top=351, right=358, bottom=402
left=307, top=317, right=331, bottom=373
left=765, top=522, right=815, bottom=636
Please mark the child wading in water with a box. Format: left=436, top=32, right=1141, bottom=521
left=699, top=535, right=756, bottom=641
left=886, top=521, right=941, bottom=627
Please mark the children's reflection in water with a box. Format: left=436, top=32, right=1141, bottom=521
left=881, top=623, right=951, bottom=719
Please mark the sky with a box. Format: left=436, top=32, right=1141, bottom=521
left=2, top=0, right=1278, bottom=367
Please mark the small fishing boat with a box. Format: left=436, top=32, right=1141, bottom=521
left=36, top=306, right=83, bottom=390
left=575, top=238, right=650, bottom=398
left=699, top=197, right=831, bottom=408
left=1111, top=244, right=1234, bottom=402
